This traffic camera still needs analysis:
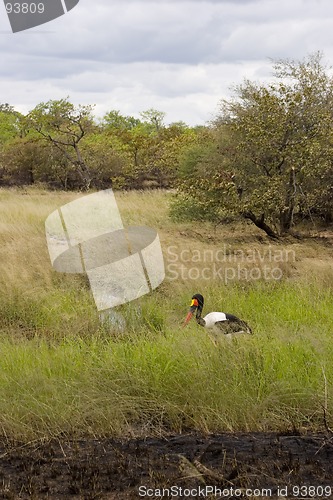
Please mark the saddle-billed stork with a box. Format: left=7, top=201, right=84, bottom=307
left=183, top=293, right=252, bottom=339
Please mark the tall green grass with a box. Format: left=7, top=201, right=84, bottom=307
left=0, top=281, right=332, bottom=440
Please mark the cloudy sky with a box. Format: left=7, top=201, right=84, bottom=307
left=1, top=0, right=333, bottom=125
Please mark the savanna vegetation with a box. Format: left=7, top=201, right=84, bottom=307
left=0, top=187, right=333, bottom=441
left=0, top=101, right=195, bottom=192
left=1, top=53, right=333, bottom=240
left=0, top=52, right=333, bottom=444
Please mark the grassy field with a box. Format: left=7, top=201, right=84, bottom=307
left=0, top=187, right=333, bottom=441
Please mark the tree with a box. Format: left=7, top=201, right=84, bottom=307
left=0, top=103, right=15, bottom=114
left=80, top=131, right=130, bottom=189
left=0, top=105, right=23, bottom=144
left=102, top=110, right=141, bottom=131
left=27, top=98, right=95, bottom=190
left=170, top=128, right=237, bottom=224
left=0, top=137, right=50, bottom=186
left=101, top=109, right=195, bottom=189
left=140, top=108, right=166, bottom=134
left=173, top=53, right=333, bottom=237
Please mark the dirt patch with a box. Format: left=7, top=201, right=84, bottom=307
left=0, top=432, right=333, bottom=499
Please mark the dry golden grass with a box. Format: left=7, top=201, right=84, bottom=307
left=0, top=188, right=75, bottom=293
left=2, top=186, right=332, bottom=295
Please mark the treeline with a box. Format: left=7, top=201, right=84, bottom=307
left=0, top=103, right=198, bottom=190
left=1, top=52, right=333, bottom=237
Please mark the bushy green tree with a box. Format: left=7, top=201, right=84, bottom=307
left=27, top=98, right=96, bottom=190
left=173, top=53, right=333, bottom=237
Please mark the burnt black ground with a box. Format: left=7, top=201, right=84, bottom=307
left=0, top=432, right=333, bottom=499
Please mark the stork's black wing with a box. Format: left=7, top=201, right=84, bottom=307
left=215, top=316, right=252, bottom=335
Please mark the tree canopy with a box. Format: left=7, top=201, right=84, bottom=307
left=173, top=52, right=333, bottom=237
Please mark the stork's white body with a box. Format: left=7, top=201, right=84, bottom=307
left=202, top=312, right=227, bottom=329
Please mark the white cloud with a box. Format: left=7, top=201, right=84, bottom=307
left=0, top=0, right=333, bottom=125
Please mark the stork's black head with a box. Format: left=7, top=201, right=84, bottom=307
left=183, top=293, right=204, bottom=326
left=190, top=293, right=204, bottom=320
left=191, top=294, right=204, bottom=317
